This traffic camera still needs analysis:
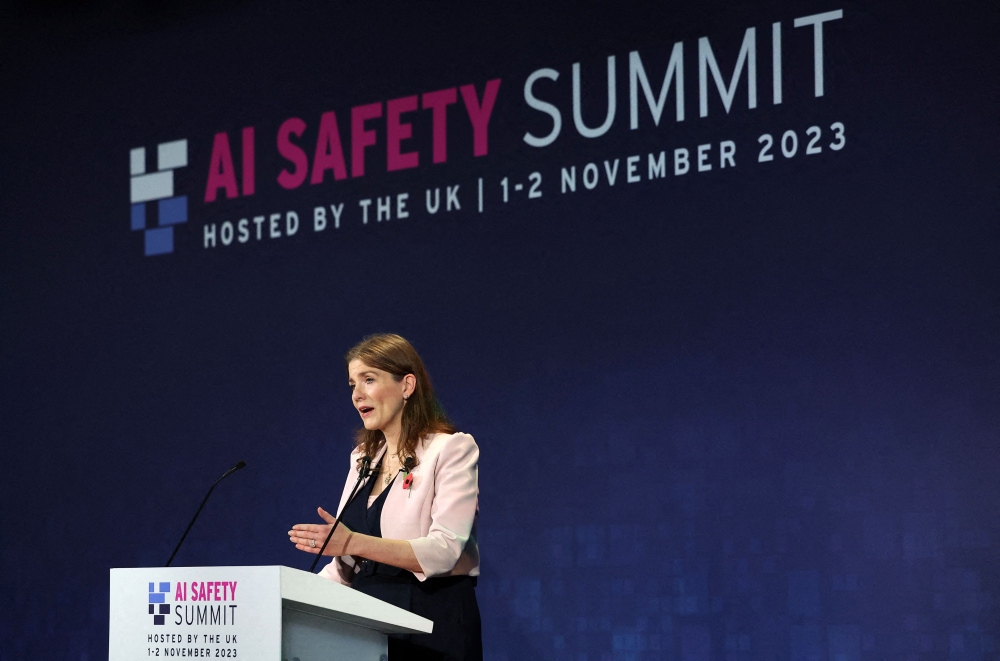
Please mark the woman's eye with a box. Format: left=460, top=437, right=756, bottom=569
left=366, top=378, right=374, bottom=384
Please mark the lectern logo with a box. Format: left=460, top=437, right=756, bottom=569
left=148, top=581, right=172, bottom=625
left=129, top=140, right=189, bottom=256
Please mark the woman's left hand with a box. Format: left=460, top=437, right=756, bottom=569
left=288, top=507, right=352, bottom=556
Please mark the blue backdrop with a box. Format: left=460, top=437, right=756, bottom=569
left=1, top=0, right=997, bottom=659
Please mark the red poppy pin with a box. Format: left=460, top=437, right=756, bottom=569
left=401, top=456, right=415, bottom=495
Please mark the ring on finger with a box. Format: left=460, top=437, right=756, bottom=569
left=310, top=539, right=316, bottom=548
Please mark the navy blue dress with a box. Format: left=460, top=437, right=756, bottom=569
left=338, top=463, right=482, bottom=661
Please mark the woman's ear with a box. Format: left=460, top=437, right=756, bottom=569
left=402, top=374, right=416, bottom=399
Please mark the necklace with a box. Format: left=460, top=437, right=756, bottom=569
left=382, top=453, right=398, bottom=486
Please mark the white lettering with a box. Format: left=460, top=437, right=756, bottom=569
left=772, top=22, right=783, bottom=105
left=377, top=196, right=391, bottom=222
left=313, top=206, right=327, bottom=232
left=674, top=148, right=690, bottom=175
left=648, top=151, right=666, bottom=179
left=629, top=44, right=684, bottom=128
left=425, top=188, right=440, bottom=214
left=698, top=144, right=712, bottom=171
left=561, top=166, right=576, bottom=193
left=794, top=10, right=844, bottom=97
left=523, top=68, right=562, bottom=147
left=573, top=56, right=616, bottom=138
left=330, top=203, right=344, bottom=229
left=720, top=140, right=736, bottom=168
left=603, top=159, right=619, bottom=186
left=626, top=155, right=640, bottom=183
left=699, top=28, right=757, bottom=117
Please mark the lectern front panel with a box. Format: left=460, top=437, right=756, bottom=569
left=110, top=566, right=282, bottom=661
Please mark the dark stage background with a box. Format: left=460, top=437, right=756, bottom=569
left=1, top=0, right=998, bottom=659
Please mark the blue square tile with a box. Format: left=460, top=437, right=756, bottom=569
left=144, top=227, right=173, bottom=256
left=158, top=196, right=187, bottom=226
left=131, top=204, right=146, bottom=231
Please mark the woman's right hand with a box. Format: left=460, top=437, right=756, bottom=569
left=288, top=507, right=352, bottom=556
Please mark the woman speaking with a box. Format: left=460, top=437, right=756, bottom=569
left=288, top=334, right=482, bottom=661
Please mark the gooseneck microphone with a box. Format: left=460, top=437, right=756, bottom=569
left=310, top=455, right=373, bottom=572
left=165, top=460, right=247, bottom=567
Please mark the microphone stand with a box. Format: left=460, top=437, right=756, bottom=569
left=310, top=456, right=374, bottom=572
left=166, top=461, right=246, bottom=567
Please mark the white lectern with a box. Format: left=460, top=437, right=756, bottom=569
left=109, top=566, right=433, bottom=661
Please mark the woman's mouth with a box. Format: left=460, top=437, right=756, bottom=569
left=359, top=406, right=374, bottom=418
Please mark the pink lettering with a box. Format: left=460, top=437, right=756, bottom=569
left=421, top=88, right=457, bottom=164
left=460, top=79, right=501, bottom=157
left=241, top=127, right=255, bottom=196
left=230, top=582, right=237, bottom=601
left=204, top=132, right=239, bottom=203
left=310, top=111, right=348, bottom=184
left=351, top=102, right=382, bottom=178
left=386, top=95, right=419, bottom=171
left=276, top=117, right=309, bottom=190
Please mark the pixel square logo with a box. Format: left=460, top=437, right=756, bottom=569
left=148, top=581, right=171, bottom=625
left=130, top=140, right=188, bottom=256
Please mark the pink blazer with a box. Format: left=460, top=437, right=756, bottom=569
left=319, top=432, right=480, bottom=584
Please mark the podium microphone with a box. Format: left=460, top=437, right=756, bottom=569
left=165, top=460, right=247, bottom=567
left=310, top=455, right=373, bottom=572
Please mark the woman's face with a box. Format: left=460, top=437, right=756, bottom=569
left=347, top=359, right=412, bottom=433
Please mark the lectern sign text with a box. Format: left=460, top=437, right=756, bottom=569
left=159, top=580, right=240, bottom=627
left=111, top=567, right=281, bottom=661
